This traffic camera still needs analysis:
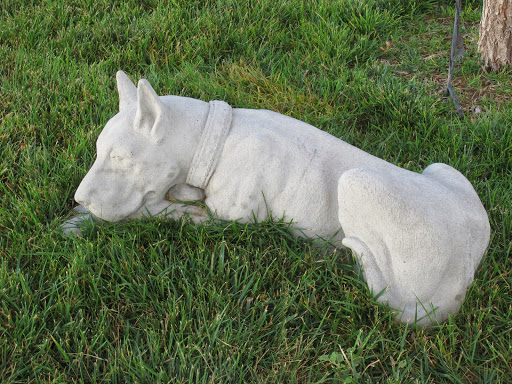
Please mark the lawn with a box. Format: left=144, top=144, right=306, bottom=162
left=1, top=0, right=511, bottom=382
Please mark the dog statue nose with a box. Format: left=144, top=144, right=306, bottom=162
left=74, top=184, right=90, bottom=207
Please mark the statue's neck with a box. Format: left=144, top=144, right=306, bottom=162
left=161, top=96, right=211, bottom=184
left=173, top=99, right=233, bottom=189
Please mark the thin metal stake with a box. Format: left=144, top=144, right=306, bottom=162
left=446, top=0, right=464, bottom=118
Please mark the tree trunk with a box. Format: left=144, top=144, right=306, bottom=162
left=478, top=0, right=512, bottom=71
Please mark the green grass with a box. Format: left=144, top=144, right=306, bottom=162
left=1, top=0, right=511, bottom=382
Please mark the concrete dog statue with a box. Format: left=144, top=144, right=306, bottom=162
left=64, top=71, right=490, bottom=326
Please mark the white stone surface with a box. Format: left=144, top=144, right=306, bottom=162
left=67, top=71, right=490, bottom=326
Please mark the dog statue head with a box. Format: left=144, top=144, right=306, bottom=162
left=74, top=71, right=207, bottom=221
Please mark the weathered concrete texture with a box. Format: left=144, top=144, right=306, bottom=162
left=69, top=71, right=490, bottom=326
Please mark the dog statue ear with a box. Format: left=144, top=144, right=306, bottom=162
left=116, top=71, right=137, bottom=111
left=134, top=78, right=168, bottom=142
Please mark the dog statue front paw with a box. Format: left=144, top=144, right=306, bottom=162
left=61, top=205, right=99, bottom=236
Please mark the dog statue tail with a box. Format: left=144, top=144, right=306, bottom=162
left=337, top=163, right=490, bottom=326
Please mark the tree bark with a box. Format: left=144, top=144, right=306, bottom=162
left=478, top=0, right=512, bottom=71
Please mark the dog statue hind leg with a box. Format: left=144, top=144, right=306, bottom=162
left=337, top=163, right=490, bottom=326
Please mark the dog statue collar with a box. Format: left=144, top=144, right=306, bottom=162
left=186, top=100, right=233, bottom=189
